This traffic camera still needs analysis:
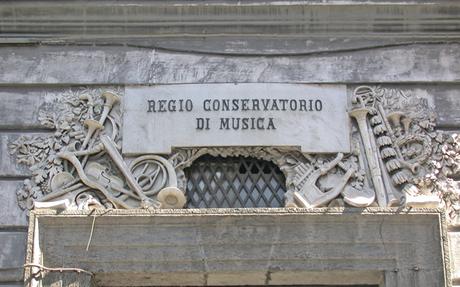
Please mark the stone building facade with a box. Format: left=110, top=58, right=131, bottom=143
left=0, top=1, right=459, bottom=287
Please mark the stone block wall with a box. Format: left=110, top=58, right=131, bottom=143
left=0, top=1, right=459, bottom=285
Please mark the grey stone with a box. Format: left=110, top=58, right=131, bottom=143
left=450, top=232, right=460, bottom=281
left=42, top=273, right=94, bottom=287
left=348, top=84, right=460, bottom=129
left=27, top=208, right=448, bottom=287
left=0, top=1, right=459, bottom=52
left=0, top=44, right=459, bottom=84
left=123, top=84, right=350, bottom=154
left=0, top=181, right=28, bottom=227
left=434, top=90, right=460, bottom=129
left=0, top=232, right=27, bottom=282
left=0, top=88, right=53, bottom=130
left=126, top=37, right=439, bottom=56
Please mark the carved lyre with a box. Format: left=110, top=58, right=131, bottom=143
left=293, top=153, right=356, bottom=208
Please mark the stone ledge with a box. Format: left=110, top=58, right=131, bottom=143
left=28, top=206, right=449, bottom=218
left=26, top=208, right=450, bottom=287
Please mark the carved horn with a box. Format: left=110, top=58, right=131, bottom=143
left=99, top=135, right=160, bottom=209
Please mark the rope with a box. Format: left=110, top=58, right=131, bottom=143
left=86, top=208, right=112, bottom=251
left=86, top=215, right=97, bottom=251
left=24, top=263, right=94, bottom=277
left=24, top=210, right=115, bottom=280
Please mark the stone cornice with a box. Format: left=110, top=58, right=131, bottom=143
left=1, top=1, right=459, bottom=45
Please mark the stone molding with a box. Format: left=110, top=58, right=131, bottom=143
left=0, top=1, right=459, bottom=54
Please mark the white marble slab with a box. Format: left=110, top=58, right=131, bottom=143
left=123, top=84, right=350, bottom=154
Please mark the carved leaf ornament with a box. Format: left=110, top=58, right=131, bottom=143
left=8, top=86, right=460, bottom=220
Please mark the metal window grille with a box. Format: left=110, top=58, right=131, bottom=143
left=185, top=155, right=286, bottom=208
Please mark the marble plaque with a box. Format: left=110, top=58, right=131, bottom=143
left=123, top=84, right=350, bottom=154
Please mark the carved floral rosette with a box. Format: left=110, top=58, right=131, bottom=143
left=8, top=86, right=460, bottom=220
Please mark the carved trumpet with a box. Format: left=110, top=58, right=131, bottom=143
left=69, top=119, right=103, bottom=174
left=349, top=107, right=388, bottom=207
left=78, top=92, right=118, bottom=153
left=80, top=119, right=104, bottom=151
left=99, top=92, right=120, bottom=125
left=80, top=92, right=120, bottom=168
left=157, top=187, right=187, bottom=209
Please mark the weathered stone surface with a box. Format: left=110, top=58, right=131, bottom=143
left=405, top=85, right=460, bottom=129
left=0, top=88, right=52, bottom=130
left=123, top=84, right=350, bottom=154
left=28, top=209, right=448, bottom=287
left=348, top=84, right=460, bottom=129
left=0, top=181, right=28, bottom=227
left=128, top=37, right=448, bottom=56
left=0, top=44, right=459, bottom=84
left=0, top=232, right=26, bottom=282
left=0, top=0, right=459, bottom=55
left=42, top=273, right=94, bottom=287
left=434, top=88, right=460, bottom=129
left=450, top=232, right=460, bottom=281
left=268, top=270, right=383, bottom=286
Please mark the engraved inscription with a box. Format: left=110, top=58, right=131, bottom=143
left=123, top=84, right=349, bottom=154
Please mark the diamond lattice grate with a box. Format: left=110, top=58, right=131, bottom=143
left=185, top=155, right=286, bottom=208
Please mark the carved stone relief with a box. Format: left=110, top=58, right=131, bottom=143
left=8, top=86, right=460, bottom=220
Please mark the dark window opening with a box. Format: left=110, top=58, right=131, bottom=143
left=185, top=155, right=286, bottom=208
